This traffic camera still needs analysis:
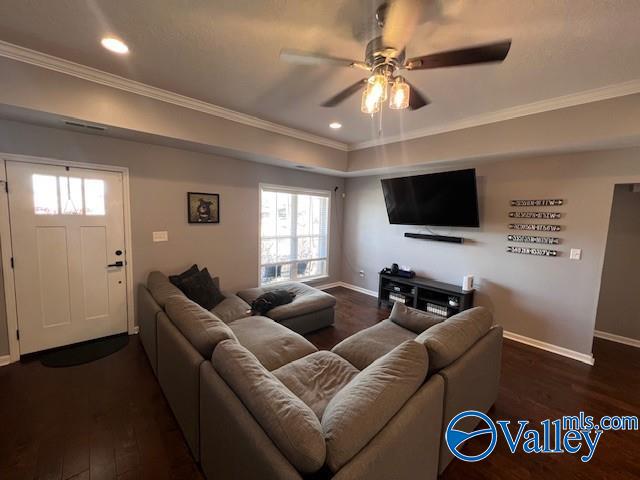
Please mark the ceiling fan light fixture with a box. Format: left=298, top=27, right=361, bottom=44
left=361, top=89, right=380, bottom=114
left=389, top=77, right=410, bottom=110
left=366, top=74, right=388, bottom=103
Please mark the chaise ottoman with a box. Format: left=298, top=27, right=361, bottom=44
left=236, top=282, right=336, bottom=335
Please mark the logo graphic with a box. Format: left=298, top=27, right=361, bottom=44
left=445, top=411, right=497, bottom=462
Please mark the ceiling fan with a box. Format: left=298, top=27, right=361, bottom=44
left=280, top=0, right=511, bottom=114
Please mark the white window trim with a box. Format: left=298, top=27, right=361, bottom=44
left=258, top=183, right=331, bottom=286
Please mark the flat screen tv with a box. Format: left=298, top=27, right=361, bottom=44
left=381, top=169, right=479, bottom=227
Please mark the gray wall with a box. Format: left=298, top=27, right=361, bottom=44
left=341, top=148, right=640, bottom=356
left=595, top=184, right=640, bottom=341
left=0, top=118, right=345, bottom=354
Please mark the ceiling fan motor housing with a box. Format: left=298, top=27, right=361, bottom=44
left=365, top=36, right=405, bottom=71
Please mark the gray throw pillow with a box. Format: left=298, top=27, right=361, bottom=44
left=212, top=340, right=326, bottom=473
left=321, top=340, right=428, bottom=472
left=389, top=302, right=444, bottom=333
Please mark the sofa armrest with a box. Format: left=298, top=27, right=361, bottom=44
left=200, top=362, right=303, bottom=480
left=332, top=374, right=444, bottom=480
left=436, top=325, right=503, bottom=474
left=137, top=284, right=162, bottom=375
left=157, top=313, right=204, bottom=460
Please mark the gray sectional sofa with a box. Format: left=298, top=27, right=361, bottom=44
left=138, top=271, right=503, bottom=479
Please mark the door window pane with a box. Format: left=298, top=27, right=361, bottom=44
left=84, top=179, right=105, bottom=216
left=33, top=174, right=59, bottom=215
left=59, top=176, right=83, bottom=215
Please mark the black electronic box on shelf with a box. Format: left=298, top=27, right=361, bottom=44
left=378, top=272, right=474, bottom=318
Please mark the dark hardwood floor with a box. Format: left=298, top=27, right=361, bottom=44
left=1, top=286, right=638, bottom=479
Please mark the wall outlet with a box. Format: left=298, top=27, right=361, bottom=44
left=570, top=248, right=582, bottom=260
left=359, top=270, right=365, bottom=278
left=153, top=231, right=169, bottom=242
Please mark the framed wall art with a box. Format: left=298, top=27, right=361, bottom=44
left=188, top=192, right=220, bottom=224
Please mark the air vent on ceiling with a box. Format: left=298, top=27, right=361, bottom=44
left=63, top=120, right=107, bottom=131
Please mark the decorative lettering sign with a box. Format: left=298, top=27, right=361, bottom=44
left=507, top=235, right=560, bottom=245
left=508, top=212, right=561, bottom=219
left=506, top=246, right=558, bottom=256
left=509, top=224, right=562, bottom=232
left=510, top=199, right=564, bottom=207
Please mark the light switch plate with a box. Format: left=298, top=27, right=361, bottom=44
left=153, top=231, right=168, bottom=242
left=570, top=248, right=582, bottom=260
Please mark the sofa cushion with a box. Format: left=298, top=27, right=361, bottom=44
left=272, top=351, right=359, bottom=419
left=331, top=319, right=417, bottom=370
left=212, top=340, right=326, bottom=473
left=321, top=340, right=429, bottom=472
left=415, top=306, right=493, bottom=372
left=147, top=271, right=185, bottom=308
left=211, top=292, right=251, bottom=324
left=237, top=282, right=336, bottom=321
left=228, top=316, right=317, bottom=371
left=389, top=302, right=444, bottom=334
left=165, top=295, right=237, bottom=358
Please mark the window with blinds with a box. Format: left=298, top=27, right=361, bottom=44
left=259, top=185, right=330, bottom=285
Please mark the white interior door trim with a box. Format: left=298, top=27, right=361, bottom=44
left=0, top=153, right=135, bottom=363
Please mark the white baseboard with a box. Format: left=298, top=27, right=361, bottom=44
left=594, top=330, right=640, bottom=349
left=315, top=282, right=343, bottom=290
left=503, top=330, right=595, bottom=366
left=317, top=281, right=378, bottom=297
left=0, top=355, right=11, bottom=367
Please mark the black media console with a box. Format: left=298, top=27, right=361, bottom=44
left=378, top=272, right=474, bottom=318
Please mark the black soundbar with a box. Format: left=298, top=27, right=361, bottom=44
left=404, top=232, right=464, bottom=244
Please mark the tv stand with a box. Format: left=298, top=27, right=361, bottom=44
left=378, top=272, right=474, bottom=318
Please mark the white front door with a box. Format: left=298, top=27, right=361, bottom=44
left=6, top=161, right=128, bottom=354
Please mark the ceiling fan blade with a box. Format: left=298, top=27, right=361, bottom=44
left=406, top=80, right=430, bottom=110
left=382, top=0, right=423, bottom=54
left=321, top=79, right=367, bottom=107
left=405, top=40, right=512, bottom=70
left=280, top=49, right=369, bottom=70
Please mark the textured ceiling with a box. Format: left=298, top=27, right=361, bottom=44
left=0, top=0, right=639, bottom=145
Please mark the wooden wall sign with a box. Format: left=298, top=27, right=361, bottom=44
left=506, top=246, right=558, bottom=256
left=508, top=212, right=561, bottom=219
left=509, top=224, right=562, bottom=232
left=507, top=235, right=560, bottom=245
left=511, top=199, right=564, bottom=207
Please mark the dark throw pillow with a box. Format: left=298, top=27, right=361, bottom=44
left=251, top=290, right=296, bottom=316
left=169, top=264, right=200, bottom=288
left=178, top=268, right=225, bottom=310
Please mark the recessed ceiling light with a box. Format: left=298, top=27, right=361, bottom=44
left=101, top=37, right=129, bottom=54
left=329, top=122, right=342, bottom=129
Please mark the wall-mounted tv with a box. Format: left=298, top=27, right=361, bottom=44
left=380, top=169, right=479, bottom=227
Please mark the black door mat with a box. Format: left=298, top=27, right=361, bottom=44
left=39, top=333, right=129, bottom=368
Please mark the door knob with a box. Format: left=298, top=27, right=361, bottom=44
left=107, top=261, right=124, bottom=267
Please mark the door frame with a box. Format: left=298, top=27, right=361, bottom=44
left=0, top=153, right=135, bottom=363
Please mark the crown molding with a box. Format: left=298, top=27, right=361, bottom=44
left=350, top=79, right=640, bottom=150
left=2, top=40, right=639, bottom=155
left=0, top=40, right=349, bottom=152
